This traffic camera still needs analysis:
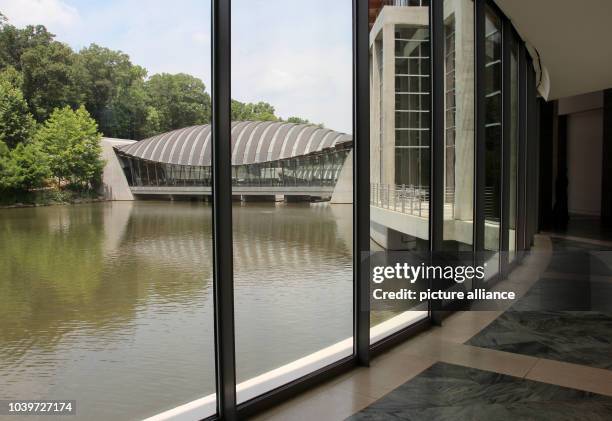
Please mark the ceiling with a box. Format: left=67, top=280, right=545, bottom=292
left=494, top=0, right=612, bottom=100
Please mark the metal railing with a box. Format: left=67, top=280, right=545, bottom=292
left=370, top=183, right=456, bottom=219
left=382, top=0, right=430, bottom=7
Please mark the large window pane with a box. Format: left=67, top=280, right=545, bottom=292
left=0, top=1, right=216, bottom=419
left=509, top=35, right=519, bottom=260
left=442, top=0, right=474, bottom=252
left=483, top=5, right=502, bottom=277
left=369, top=0, right=430, bottom=338
left=231, top=0, right=353, bottom=403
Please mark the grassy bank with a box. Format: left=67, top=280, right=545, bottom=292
left=0, top=189, right=105, bottom=208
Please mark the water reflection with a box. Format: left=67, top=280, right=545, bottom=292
left=0, top=201, right=353, bottom=420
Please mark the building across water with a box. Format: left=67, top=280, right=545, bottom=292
left=100, top=121, right=354, bottom=203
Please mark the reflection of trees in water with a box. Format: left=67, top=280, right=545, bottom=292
left=0, top=201, right=352, bottom=360
left=0, top=204, right=209, bottom=360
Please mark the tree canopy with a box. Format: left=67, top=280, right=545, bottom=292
left=0, top=78, right=35, bottom=148
left=0, top=14, right=315, bottom=199
left=35, top=106, right=103, bottom=189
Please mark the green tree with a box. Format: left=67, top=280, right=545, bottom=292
left=35, top=106, right=103, bottom=189
left=142, top=106, right=161, bottom=138
left=0, top=65, right=24, bottom=89
left=0, top=19, right=54, bottom=70
left=0, top=141, right=50, bottom=191
left=231, top=100, right=278, bottom=122
left=0, top=79, right=35, bottom=149
left=21, top=41, right=82, bottom=121
left=286, top=116, right=310, bottom=124
left=76, top=44, right=149, bottom=139
left=144, top=73, right=211, bottom=133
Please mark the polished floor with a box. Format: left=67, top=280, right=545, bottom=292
left=349, top=362, right=612, bottom=420
left=253, top=233, right=612, bottom=421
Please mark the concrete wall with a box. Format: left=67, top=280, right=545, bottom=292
left=331, top=150, right=353, bottom=204
left=100, top=138, right=135, bottom=201
left=558, top=91, right=604, bottom=216
left=567, top=109, right=603, bottom=216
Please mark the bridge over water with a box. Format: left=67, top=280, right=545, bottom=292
left=102, top=121, right=353, bottom=202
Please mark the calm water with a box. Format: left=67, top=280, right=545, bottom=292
left=0, top=201, right=353, bottom=420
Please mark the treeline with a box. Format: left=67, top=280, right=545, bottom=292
left=0, top=13, right=311, bottom=202
left=0, top=14, right=308, bottom=140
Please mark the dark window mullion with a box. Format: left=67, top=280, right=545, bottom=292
left=517, top=40, right=527, bottom=253
left=354, top=0, right=370, bottom=365
left=500, top=18, right=512, bottom=274
left=211, top=0, right=237, bottom=419
left=474, top=0, right=486, bottom=255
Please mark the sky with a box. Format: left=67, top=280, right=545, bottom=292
left=0, top=0, right=353, bottom=133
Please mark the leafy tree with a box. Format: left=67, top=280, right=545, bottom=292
left=144, top=73, right=211, bottom=133
left=286, top=116, right=310, bottom=124
left=231, top=100, right=278, bottom=122
left=35, top=106, right=103, bottom=189
left=0, top=141, right=50, bottom=190
left=0, top=20, right=55, bottom=71
left=76, top=44, right=149, bottom=139
left=142, top=106, right=161, bottom=138
left=0, top=79, right=35, bottom=149
left=21, top=41, right=82, bottom=121
left=0, top=65, right=23, bottom=89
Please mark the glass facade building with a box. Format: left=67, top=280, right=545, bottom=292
left=114, top=122, right=352, bottom=192
left=1, top=0, right=546, bottom=419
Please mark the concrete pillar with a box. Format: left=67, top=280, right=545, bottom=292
left=453, top=0, right=475, bottom=222
left=371, top=35, right=382, bottom=185
left=381, top=22, right=396, bottom=186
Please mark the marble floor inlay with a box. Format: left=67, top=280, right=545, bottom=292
left=467, top=237, right=612, bottom=369
left=347, top=362, right=612, bottom=420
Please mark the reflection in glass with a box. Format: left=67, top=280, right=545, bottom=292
left=442, top=0, right=474, bottom=252
left=509, top=36, right=519, bottom=260
left=483, top=6, right=502, bottom=276
left=231, top=0, right=353, bottom=403
left=369, top=0, right=430, bottom=332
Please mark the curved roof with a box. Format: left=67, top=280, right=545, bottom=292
left=117, top=121, right=352, bottom=166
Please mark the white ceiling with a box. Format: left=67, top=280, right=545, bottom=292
left=494, top=0, right=612, bottom=100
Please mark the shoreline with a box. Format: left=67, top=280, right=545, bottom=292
left=0, top=196, right=108, bottom=209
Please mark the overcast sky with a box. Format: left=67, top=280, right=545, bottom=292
left=0, top=0, right=353, bottom=133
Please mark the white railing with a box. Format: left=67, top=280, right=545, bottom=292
left=370, top=183, right=455, bottom=219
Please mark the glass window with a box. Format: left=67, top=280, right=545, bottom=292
left=509, top=34, right=520, bottom=260
left=483, top=6, right=502, bottom=277
left=0, top=2, right=216, bottom=419
left=442, top=3, right=474, bottom=253
left=231, top=0, right=353, bottom=403
left=369, top=0, right=430, bottom=341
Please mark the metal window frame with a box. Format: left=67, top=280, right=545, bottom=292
left=429, top=0, right=444, bottom=323
left=204, top=0, right=539, bottom=419
left=207, top=1, right=377, bottom=419
left=517, top=40, right=527, bottom=253
left=211, top=0, right=237, bottom=420
left=474, top=0, right=486, bottom=258
left=500, top=17, right=511, bottom=275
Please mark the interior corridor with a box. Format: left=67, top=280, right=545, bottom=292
left=254, top=232, right=612, bottom=420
